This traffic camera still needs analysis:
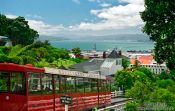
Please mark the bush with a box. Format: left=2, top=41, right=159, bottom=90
left=125, top=102, right=138, bottom=111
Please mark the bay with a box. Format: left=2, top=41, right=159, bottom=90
left=50, top=39, right=154, bottom=51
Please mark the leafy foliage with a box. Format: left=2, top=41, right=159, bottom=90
left=0, top=41, right=77, bottom=68
left=71, top=47, right=81, bottom=58
left=114, top=65, right=175, bottom=110
left=115, top=67, right=154, bottom=91
left=0, top=14, right=39, bottom=46
left=157, top=79, right=174, bottom=89
left=118, top=68, right=175, bottom=110
left=136, top=67, right=155, bottom=80
left=115, top=70, right=134, bottom=90
left=125, top=81, right=152, bottom=105
left=140, top=0, right=175, bottom=70
left=125, top=101, right=138, bottom=111
left=149, top=88, right=175, bottom=108
left=122, top=58, right=130, bottom=69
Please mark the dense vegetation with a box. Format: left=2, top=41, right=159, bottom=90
left=115, top=67, right=175, bottom=111
left=0, top=14, right=38, bottom=46
left=141, top=0, right=175, bottom=70
left=0, top=40, right=81, bottom=68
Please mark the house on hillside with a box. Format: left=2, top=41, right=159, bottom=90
left=100, top=50, right=123, bottom=76
left=70, top=49, right=123, bottom=76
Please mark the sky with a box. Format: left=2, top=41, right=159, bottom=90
left=0, top=0, right=145, bottom=37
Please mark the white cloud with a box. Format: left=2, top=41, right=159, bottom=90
left=28, top=20, right=65, bottom=36
left=5, top=0, right=145, bottom=36
left=26, top=14, right=42, bottom=19
left=72, top=0, right=80, bottom=4
left=119, top=0, right=144, bottom=5
left=72, top=0, right=144, bottom=31
left=6, top=14, right=18, bottom=19
left=6, top=14, right=65, bottom=36
left=99, top=3, right=111, bottom=7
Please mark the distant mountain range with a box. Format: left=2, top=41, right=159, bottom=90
left=38, top=34, right=152, bottom=42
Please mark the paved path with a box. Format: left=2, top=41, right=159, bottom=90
left=111, top=98, right=127, bottom=104
left=98, top=98, right=129, bottom=111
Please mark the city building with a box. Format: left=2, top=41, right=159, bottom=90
left=70, top=49, right=123, bottom=76
left=130, top=55, right=167, bottom=74
left=100, top=50, right=123, bottom=76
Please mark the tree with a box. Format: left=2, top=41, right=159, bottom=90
left=122, top=58, right=130, bottom=69
left=115, top=69, right=152, bottom=91
left=72, top=47, right=81, bottom=58
left=115, top=70, right=134, bottom=91
left=140, top=0, right=175, bottom=70
left=131, top=70, right=149, bottom=83
left=149, top=88, right=175, bottom=108
left=136, top=67, right=155, bottom=80
left=126, top=81, right=175, bottom=110
left=125, top=101, right=139, bottom=111
left=125, top=81, right=152, bottom=107
left=157, top=79, right=174, bottom=89
left=0, top=14, right=39, bottom=46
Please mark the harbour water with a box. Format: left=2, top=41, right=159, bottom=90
left=50, top=39, right=154, bottom=51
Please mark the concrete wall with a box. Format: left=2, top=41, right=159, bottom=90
left=100, top=58, right=123, bottom=76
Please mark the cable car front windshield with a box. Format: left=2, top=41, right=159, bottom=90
left=0, top=72, right=9, bottom=92
left=0, top=71, right=26, bottom=94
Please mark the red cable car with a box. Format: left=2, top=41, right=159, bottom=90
left=0, top=63, right=111, bottom=111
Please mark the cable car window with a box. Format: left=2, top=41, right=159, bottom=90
left=28, top=73, right=42, bottom=94
left=91, top=79, right=97, bottom=92
left=60, top=76, right=66, bottom=93
left=101, top=80, right=106, bottom=92
left=0, top=72, right=9, bottom=92
left=55, top=75, right=60, bottom=93
left=84, top=78, right=91, bottom=92
left=106, top=81, right=111, bottom=91
left=76, top=78, right=84, bottom=92
left=98, top=80, right=102, bottom=92
left=66, top=77, right=75, bottom=93
left=42, top=74, right=53, bottom=94
left=10, top=72, right=25, bottom=94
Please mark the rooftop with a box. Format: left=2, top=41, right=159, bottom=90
left=107, top=50, right=122, bottom=58
left=130, top=55, right=153, bottom=65
left=69, top=58, right=104, bottom=73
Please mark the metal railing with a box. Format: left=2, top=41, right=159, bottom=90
left=111, top=90, right=123, bottom=98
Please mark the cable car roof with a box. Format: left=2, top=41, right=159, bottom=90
left=44, top=67, right=106, bottom=80
left=0, top=63, right=44, bottom=73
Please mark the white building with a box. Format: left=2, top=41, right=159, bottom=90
left=130, top=64, right=167, bottom=74
left=100, top=50, right=123, bottom=76
left=129, top=54, right=168, bottom=74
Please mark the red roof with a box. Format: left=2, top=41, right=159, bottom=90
left=130, top=55, right=153, bottom=65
